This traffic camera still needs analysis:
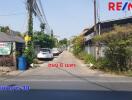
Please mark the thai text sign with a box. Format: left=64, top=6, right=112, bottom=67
left=0, top=42, right=12, bottom=55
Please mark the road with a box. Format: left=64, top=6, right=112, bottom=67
left=0, top=51, right=132, bottom=100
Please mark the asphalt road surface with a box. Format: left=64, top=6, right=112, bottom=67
left=0, top=51, right=132, bottom=100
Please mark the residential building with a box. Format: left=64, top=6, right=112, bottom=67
left=82, top=16, right=132, bottom=59
left=0, top=31, right=24, bottom=70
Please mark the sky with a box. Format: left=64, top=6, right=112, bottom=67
left=0, top=0, right=132, bottom=39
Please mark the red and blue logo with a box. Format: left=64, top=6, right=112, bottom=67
left=108, top=1, right=132, bottom=11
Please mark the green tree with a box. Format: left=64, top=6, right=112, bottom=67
left=93, top=24, right=132, bottom=71
left=0, top=26, right=10, bottom=33
left=40, top=23, right=45, bottom=32
left=58, top=38, right=68, bottom=46
left=33, top=31, right=57, bottom=48
left=72, top=35, right=85, bottom=55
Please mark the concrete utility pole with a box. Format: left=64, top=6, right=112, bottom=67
left=94, top=0, right=97, bottom=35
left=51, top=29, right=54, bottom=37
left=94, top=0, right=100, bottom=60
left=25, top=0, right=34, bottom=65
left=27, top=0, right=33, bottom=37
left=25, top=0, right=34, bottom=52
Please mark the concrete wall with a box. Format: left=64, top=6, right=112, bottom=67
left=85, top=45, right=96, bottom=57
left=85, top=44, right=106, bottom=58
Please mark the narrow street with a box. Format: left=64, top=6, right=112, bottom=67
left=0, top=51, right=132, bottom=100
left=0, top=0, right=132, bottom=100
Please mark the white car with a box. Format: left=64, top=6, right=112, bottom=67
left=37, top=48, right=53, bottom=59
left=52, top=48, right=60, bottom=56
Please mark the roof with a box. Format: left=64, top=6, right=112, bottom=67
left=0, top=32, right=24, bottom=43
left=79, top=28, right=89, bottom=35
left=82, top=16, right=132, bottom=36
left=101, top=16, right=132, bottom=23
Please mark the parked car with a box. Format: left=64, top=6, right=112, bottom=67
left=52, top=48, right=60, bottom=56
left=58, top=47, right=63, bottom=54
left=37, top=48, right=53, bottom=60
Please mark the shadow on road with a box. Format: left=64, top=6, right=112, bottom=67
left=38, top=58, right=54, bottom=61
left=0, top=89, right=132, bottom=100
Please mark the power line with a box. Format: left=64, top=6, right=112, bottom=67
left=33, top=1, right=43, bottom=23
left=33, top=0, right=52, bottom=34
left=38, top=0, right=50, bottom=27
left=37, top=0, right=52, bottom=34
left=26, top=0, right=52, bottom=34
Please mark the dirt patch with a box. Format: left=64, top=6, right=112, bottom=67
left=0, top=67, right=16, bottom=76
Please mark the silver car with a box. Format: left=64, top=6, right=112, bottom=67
left=37, top=48, right=53, bottom=60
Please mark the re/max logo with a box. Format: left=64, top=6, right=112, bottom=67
left=108, top=2, right=132, bottom=11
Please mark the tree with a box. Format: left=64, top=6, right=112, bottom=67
left=0, top=26, right=10, bottom=33
left=58, top=38, right=68, bottom=46
left=93, top=24, right=132, bottom=71
left=40, top=23, right=45, bottom=32
left=33, top=31, right=57, bottom=48
left=71, top=35, right=85, bottom=55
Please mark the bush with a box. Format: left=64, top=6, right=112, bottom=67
left=83, top=53, right=96, bottom=65
left=72, top=46, right=82, bottom=56
left=77, top=51, right=86, bottom=60
left=104, top=47, right=132, bottom=71
left=24, top=45, right=35, bottom=65
left=77, top=51, right=96, bottom=65
left=95, top=57, right=110, bottom=70
left=72, top=36, right=85, bottom=56
left=71, top=35, right=96, bottom=66
left=93, top=25, right=132, bottom=72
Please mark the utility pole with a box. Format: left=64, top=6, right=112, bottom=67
left=51, top=29, right=53, bottom=37
left=27, top=0, right=33, bottom=37
left=96, top=0, right=101, bottom=35
left=25, top=0, right=34, bottom=65
left=25, top=0, right=34, bottom=50
left=94, top=0, right=100, bottom=60
left=94, top=0, right=97, bottom=35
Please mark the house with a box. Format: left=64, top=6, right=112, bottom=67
left=82, top=16, right=132, bottom=59
left=0, top=32, right=24, bottom=70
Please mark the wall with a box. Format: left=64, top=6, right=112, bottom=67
left=85, top=44, right=106, bottom=58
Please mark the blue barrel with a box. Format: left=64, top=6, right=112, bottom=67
left=18, top=56, right=27, bottom=71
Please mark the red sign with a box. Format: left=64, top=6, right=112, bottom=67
left=108, top=2, right=132, bottom=11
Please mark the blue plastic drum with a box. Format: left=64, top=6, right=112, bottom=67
left=18, top=56, right=27, bottom=71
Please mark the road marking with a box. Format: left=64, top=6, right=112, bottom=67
left=0, top=79, right=84, bottom=82
left=1, top=79, right=132, bottom=83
